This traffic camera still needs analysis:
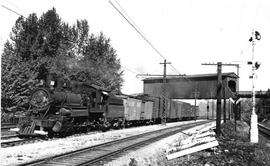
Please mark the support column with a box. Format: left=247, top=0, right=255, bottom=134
left=216, top=62, right=222, bottom=137
left=223, top=86, right=226, bottom=123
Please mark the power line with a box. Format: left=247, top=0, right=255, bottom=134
left=4, top=0, right=27, bottom=15
left=109, top=0, right=184, bottom=76
left=114, top=1, right=147, bottom=39
left=1, top=2, right=142, bottom=77
left=1, top=4, right=25, bottom=18
left=109, top=0, right=166, bottom=60
left=121, top=65, right=138, bottom=75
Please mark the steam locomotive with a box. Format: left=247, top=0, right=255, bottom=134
left=16, top=74, right=197, bottom=138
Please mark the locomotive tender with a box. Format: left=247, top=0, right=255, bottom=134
left=17, top=74, right=197, bottom=138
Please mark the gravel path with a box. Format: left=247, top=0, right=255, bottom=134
left=1, top=120, right=203, bottom=166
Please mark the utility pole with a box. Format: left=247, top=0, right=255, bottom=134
left=216, top=62, right=222, bottom=137
left=207, top=101, right=209, bottom=120
left=223, top=85, right=227, bottom=123
left=228, top=100, right=231, bottom=120
left=201, top=62, right=223, bottom=137
left=202, top=63, right=239, bottom=76
left=160, top=59, right=171, bottom=125
left=212, top=100, right=214, bottom=119
left=192, top=89, right=200, bottom=121
left=202, top=62, right=240, bottom=122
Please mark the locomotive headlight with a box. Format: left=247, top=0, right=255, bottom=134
left=50, top=81, right=55, bottom=86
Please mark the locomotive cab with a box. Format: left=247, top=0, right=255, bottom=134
left=16, top=73, right=122, bottom=138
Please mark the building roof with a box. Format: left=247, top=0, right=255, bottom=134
left=143, top=72, right=238, bottom=81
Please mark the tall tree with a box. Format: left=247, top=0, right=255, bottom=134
left=79, top=32, right=123, bottom=92
left=1, top=8, right=123, bottom=112
left=1, top=41, right=38, bottom=110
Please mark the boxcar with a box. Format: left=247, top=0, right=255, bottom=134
left=141, top=100, right=154, bottom=121
left=168, top=100, right=180, bottom=122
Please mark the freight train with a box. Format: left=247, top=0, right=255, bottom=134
left=16, top=74, right=198, bottom=138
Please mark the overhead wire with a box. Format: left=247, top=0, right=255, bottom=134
left=121, top=65, right=138, bottom=75
left=1, top=2, right=143, bottom=84
left=109, top=0, right=186, bottom=77
left=114, top=0, right=148, bottom=39
left=109, top=0, right=166, bottom=60
left=4, top=0, right=27, bottom=16
left=1, top=3, right=25, bottom=18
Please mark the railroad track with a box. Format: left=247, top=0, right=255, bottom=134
left=20, top=120, right=212, bottom=166
left=1, top=130, right=103, bottom=148
left=242, top=117, right=270, bottom=140
left=1, top=139, right=28, bottom=148
left=1, top=136, right=44, bottom=148
left=258, top=124, right=270, bottom=139
left=1, top=135, right=17, bottom=140
left=1, top=124, right=17, bottom=130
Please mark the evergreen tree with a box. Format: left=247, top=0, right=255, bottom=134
left=1, top=8, right=123, bottom=112
left=79, top=32, right=123, bottom=92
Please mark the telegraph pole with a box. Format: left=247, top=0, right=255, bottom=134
left=202, top=62, right=240, bottom=121
left=160, top=59, right=171, bottom=125
left=207, top=101, right=209, bottom=119
left=216, top=62, right=222, bottom=137
left=192, top=89, right=200, bottom=121
left=201, top=62, right=223, bottom=136
left=223, top=85, right=227, bottom=123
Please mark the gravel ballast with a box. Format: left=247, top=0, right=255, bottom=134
left=1, top=120, right=203, bottom=166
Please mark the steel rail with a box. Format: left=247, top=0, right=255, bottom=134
left=242, top=117, right=270, bottom=139
left=1, top=125, right=17, bottom=130
left=20, top=120, right=213, bottom=166
left=258, top=123, right=270, bottom=139
left=1, top=139, right=27, bottom=148
left=1, top=135, right=17, bottom=140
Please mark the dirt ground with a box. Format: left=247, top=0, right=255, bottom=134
left=110, top=120, right=270, bottom=166
left=164, top=120, right=270, bottom=166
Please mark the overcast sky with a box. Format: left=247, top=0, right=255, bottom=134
left=1, top=0, right=269, bottom=94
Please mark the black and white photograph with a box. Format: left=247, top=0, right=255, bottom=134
left=1, top=0, right=270, bottom=165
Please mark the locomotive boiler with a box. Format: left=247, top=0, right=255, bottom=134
left=17, top=74, right=124, bottom=138
left=16, top=73, right=199, bottom=139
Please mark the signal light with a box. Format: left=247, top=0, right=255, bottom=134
left=249, top=31, right=261, bottom=42
left=255, top=62, right=260, bottom=70
left=255, top=31, right=261, bottom=40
